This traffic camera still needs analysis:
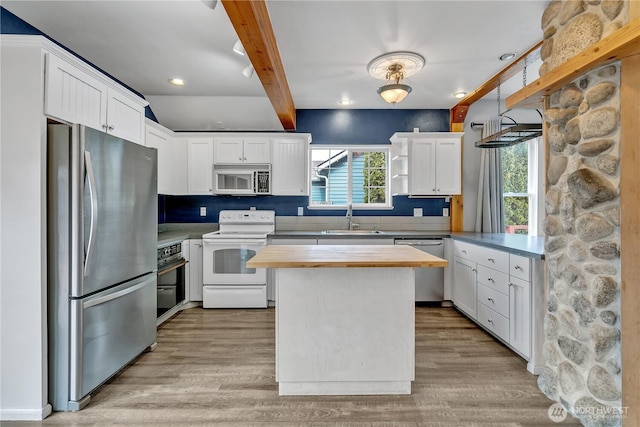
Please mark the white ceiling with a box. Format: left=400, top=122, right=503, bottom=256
left=2, top=0, right=547, bottom=131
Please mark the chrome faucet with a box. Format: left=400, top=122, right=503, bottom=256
left=346, top=203, right=353, bottom=230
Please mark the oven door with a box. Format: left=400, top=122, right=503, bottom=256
left=202, top=238, right=267, bottom=285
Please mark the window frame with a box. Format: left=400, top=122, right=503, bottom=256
left=308, top=145, right=393, bottom=210
left=501, top=138, right=541, bottom=236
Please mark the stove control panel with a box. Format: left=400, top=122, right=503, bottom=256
left=218, top=210, right=275, bottom=223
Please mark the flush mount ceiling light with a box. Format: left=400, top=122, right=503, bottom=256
left=169, top=78, right=186, bottom=86
left=367, top=51, right=425, bottom=105
left=233, top=40, right=246, bottom=56
left=453, top=91, right=467, bottom=99
left=499, top=52, right=517, bottom=61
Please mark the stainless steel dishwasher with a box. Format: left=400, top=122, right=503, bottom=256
left=394, top=238, right=444, bottom=302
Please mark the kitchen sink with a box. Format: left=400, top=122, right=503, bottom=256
left=321, top=230, right=385, bottom=235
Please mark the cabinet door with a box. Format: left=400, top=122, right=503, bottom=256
left=145, top=127, right=171, bottom=194
left=453, top=256, right=477, bottom=319
left=188, top=240, right=203, bottom=302
left=271, top=138, right=308, bottom=195
left=435, top=138, right=461, bottom=195
left=45, top=53, right=108, bottom=131
left=172, top=137, right=189, bottom=194
left=214, top=137, right=244, bottom=164
left=187, top=138, right=214, bottom=194
left=244, top=138, right=271, bottom=163
left=106, top=89, right=145, bottom=144
left=409, top=138, right=436, bottom=195
left=509, top=276, right=531, bottom=358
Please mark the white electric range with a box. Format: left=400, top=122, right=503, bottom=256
left=201, top=210, right=275, bottom=308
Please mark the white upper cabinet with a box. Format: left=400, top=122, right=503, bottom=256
left=214, top=137, right=271, bottom=164
left=145, top=120, right=187, bottom=195
left=187, top=137, right=214, bottom=194
left=271, top=137, right=310, bottom=196
left=390, top=132, right=463, bottom=196
left=44, top=52, right=147, bottom=144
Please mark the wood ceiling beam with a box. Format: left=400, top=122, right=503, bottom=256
left=222, top=0, right=296, bottom=130
left=450, top=41, right=542, bottom=126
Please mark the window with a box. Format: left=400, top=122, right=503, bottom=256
left=310, top=146, right=391, bottom=208
left=501, top=138, right=540, bottom=235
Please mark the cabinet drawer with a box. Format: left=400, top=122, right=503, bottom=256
left=477, top=302, right=509, bottom=342
left=509, top=254, right=531, bottom=281
left=477, top=247, right=509, bottom=272
left=477, top=283, right=509, bottom=318
left=454, top=240, right=482, bottom=261
left=476, top=265, right=510, bottom=295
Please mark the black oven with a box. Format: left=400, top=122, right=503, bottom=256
left=157, top=242, right=187, bottom=319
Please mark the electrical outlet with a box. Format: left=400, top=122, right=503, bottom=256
left=297, top=207, right=304, bottom=216
left=443, top=207, right=449, bottom=217
left=250, top=206, right=256, bottom=211
left=200, top=207, right=206, bottom=217
left=413, top=208, right=423, bottom=217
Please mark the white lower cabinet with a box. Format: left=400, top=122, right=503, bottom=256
left=509, top=275, right=531, bottom=357
left=452, top=240, right=542, bottom=373
left=187, top=239, right=203, bottom=302
left=452, top=256, right=477, bottom=319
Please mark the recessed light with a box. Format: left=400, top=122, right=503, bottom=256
left=453, top=91, right=467, bottom=99
left=169, top=78, right=186, bottom=86
left=339, top=98, right=353, bottom=106
left=499, top=52, right=517, bottom=61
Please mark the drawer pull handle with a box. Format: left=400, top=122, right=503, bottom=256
left=488, top=277, right=494, bottom=282
left=487, top=297, right=494, bottom=303
left=488, top=258, right=495, bottom=262
left=514, top=265, right=522, bottom=270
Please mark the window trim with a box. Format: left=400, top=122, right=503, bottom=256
left=308, top=145, right=392, bottom=209
left=501, top=138, right=541, bottom=236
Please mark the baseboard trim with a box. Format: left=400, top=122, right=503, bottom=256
left=0, top=404, right=52, bottom=421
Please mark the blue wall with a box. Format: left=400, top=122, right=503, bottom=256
left=160, top=194, right=449, bottom=223
left=297, top=109, right=449, bottom=144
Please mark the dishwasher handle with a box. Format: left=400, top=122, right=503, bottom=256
left=395, top=240, right=443, bottom=246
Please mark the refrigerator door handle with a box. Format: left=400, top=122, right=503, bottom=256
left=83, top=275, right=156, bottom=309
left=84, top=150, right=98, bottom=277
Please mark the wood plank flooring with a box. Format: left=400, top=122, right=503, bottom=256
left=9, top=307, right=582, bottom=426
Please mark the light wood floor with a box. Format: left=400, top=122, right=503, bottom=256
left=10, top=307, right=582, bottom=426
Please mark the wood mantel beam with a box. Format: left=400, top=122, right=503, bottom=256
left=450, top=41, right=542, bottom=126
left=222, top=0, right=296, bottom=130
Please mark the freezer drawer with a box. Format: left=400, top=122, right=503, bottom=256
left=68, top=274, right=157, bottom=406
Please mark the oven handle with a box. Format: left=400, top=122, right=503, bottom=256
left=158, top=259, right=188, bottom=277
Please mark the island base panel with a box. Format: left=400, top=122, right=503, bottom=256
left=276, top=267, right=415, bottom=395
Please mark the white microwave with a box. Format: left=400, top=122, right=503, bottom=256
left=212, top=165, right=271, bottom=195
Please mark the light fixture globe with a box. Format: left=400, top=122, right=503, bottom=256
left=378, top=83, right=412, bottom=104
left=368, top=52, right=424, bottom=105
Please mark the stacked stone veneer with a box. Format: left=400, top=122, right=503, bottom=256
left=537, top=2, right=628, bottom=426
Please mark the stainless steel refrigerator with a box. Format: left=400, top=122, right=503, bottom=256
left=47, top=124, right=157, bottom=411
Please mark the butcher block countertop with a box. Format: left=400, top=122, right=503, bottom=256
left=246, top=245, right=448, bottom=268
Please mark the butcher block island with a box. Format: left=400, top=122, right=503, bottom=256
left=247, top=245, right=448, bottom=396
